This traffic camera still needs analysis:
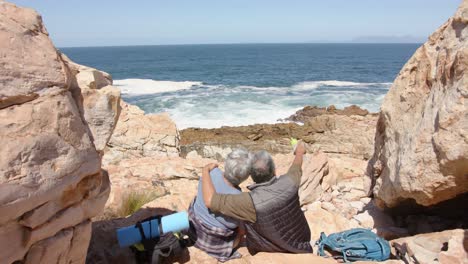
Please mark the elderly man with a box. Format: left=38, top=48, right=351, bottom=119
left=188, top=148, right=252, bottom=262
left=201, top=142, right=312, bottom=255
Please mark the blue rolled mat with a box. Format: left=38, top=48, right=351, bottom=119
left=161, top=211, right=189, bottom=233
left=116, top=218, right=160, bottom=247
left=116, top=211, right=189, bottom=248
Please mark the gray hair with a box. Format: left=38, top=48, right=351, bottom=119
left=250, top=150, right=275, bottom=183
left=224, top=148, right=252, bottom=187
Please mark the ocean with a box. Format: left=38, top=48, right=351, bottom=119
left=61, top=43, right=420, bottom=129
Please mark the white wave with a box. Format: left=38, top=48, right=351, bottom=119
left=168, top=100, right=299, bottom=129
left=114, top=79, right=202, bottom=95
left=187, top=80, right=392, bottom=93
left=291, top=80, right=391, bottom=90
left=123, top=79, right=392, bottom=129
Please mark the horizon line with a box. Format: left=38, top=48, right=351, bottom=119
left=58, top=41, right=424, bottom=49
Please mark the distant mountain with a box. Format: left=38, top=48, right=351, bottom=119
left=352, top=35, right=425, bottom=43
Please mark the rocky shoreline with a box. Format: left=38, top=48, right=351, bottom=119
left=1, top=0, right=467, bottom=263
left=180, top=104, right=378, bottom=161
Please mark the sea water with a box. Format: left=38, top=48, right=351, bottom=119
left=61, top=43, right=419, bottom=129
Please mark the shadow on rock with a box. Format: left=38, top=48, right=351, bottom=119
left=86, top=207, right=192, bottom=264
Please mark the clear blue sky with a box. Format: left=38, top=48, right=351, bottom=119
left=10, top=0, right=462, bottom=47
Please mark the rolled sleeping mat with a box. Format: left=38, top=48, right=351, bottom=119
left=161, top=211, right=189, bottom=234
left=116, top=211, right=189, bottom=248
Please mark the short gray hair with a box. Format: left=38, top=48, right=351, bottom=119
left=224, top=148, right=252, bottom=187
left=250, top=150, right=275, bottom=183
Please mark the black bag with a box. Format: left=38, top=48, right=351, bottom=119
left=130, top=215, right=190, bottom=264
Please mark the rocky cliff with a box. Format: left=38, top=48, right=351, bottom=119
left=0, top=2, right=119, bottom=263
left=368, top=0, right=468, bottom=208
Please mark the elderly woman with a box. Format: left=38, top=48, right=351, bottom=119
left=188, top=148, right=252, bottom=262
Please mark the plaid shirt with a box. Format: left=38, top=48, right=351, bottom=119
left=188, top=200, right=242, bottom=262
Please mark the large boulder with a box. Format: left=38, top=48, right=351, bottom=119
left=272, top=152, right=339, bottom=206
left=62, top=54, right=121, bottom=153
left=391, top=229, right=467, bottom=264
left=0, top=1, right=114, bottom=263
left=369, top=1, right=468, bottom=208
left=103, top=101, right=180, bottom=165
left=0, top=1, right=66, bottom=109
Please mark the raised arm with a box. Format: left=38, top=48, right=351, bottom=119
left=286, top=141, right=306, bottom=186
left=292, top=141, right=306, bottom=166
left=201, top=163, right=257, bottom=223
left=201, top=163, right=218, bottom=208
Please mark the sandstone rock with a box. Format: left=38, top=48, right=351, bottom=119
left=286, top=104, right=372, bottom=123
left=305, top=204, right=361, bottom=243
left=438, top=233, right=468, bottom=264
left=0, top=90, right=100, bottom=225
left=180, top=106, right=378, bottom=160
left=321, top=201, right=336, bottom=212
left=272, top=152, right=338, bottom=206
left=104, top=155, right=216, bottom=208
left=25, top=227, right=74, bottom=264
left=349, top=201, right=365, bottom=212
left=306, top=114, right=377, bottom=160
left=186, top=150, right=201, bottom=159
left=203, top=145, right=233, bottom=160
left=353, top=201, right=409, bottom=240
left=0, top=2, right=113, bottom=263
left=0, top=2, right=66, bottom=109
left=103, top=101, right=180, bottom=165
left=23, top=221, right=92, bottom=264
left=369, top=1, right=468, bottom=207
left=73, top=63, right=112, bottom=90
left=78, top=85, right=121, bottom=152
left=391, top=229, right=467, bottom=264
left=68, top=220, right=93, bottom=264
left=62, top=54, right=121, bottom=153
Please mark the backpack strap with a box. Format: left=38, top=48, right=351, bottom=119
left=133, top=215, right=164, bottom=263
left=376, top=238, right=388, bottom=260
left=135, top=222, right=147, bottom=241
left=316, top=232, right=329, bottom=257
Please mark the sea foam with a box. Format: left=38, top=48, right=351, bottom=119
left=291, top=80, right=391, bottom=90
left=120, top=79, right=391, bottom=129
left=114, top=79, right=202, bottom=95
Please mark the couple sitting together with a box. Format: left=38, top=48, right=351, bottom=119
left=188, top=142, right=312, bottom=262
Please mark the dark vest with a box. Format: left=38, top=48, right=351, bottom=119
left=245, top=175, right=312, bottom=255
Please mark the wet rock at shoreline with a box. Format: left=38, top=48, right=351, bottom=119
left=180, top=105, right=378, bottom=160
left=285, top=104, right=373, bottom=123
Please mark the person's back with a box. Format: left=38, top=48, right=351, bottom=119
left=202, top=142, right=312, bottom=255
left=244, top=166, right=311, bottom=254
left=193, top=167, right=240, bottom=229
left=188, top=148, right=252, bottom=262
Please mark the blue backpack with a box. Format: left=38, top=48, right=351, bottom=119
left=316, top=228, right=391, bottom=262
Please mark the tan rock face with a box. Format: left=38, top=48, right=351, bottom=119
left=103, top=101, right=180, bottom=165
left=104, top=155, right=215, bottom=209
left=391, top=229, right=467, bottom=264
left=180, top=106, right=378, bottom=161
left=62, top=54, right=121, bottom=153
left=369, top=1, right=468, bottom=207
left=0, top=2, right=66, bottom=109
left=0, top=2, right=114, bottom=263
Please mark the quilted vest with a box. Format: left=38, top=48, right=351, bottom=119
left=245, top=175, right=312, bottom=255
